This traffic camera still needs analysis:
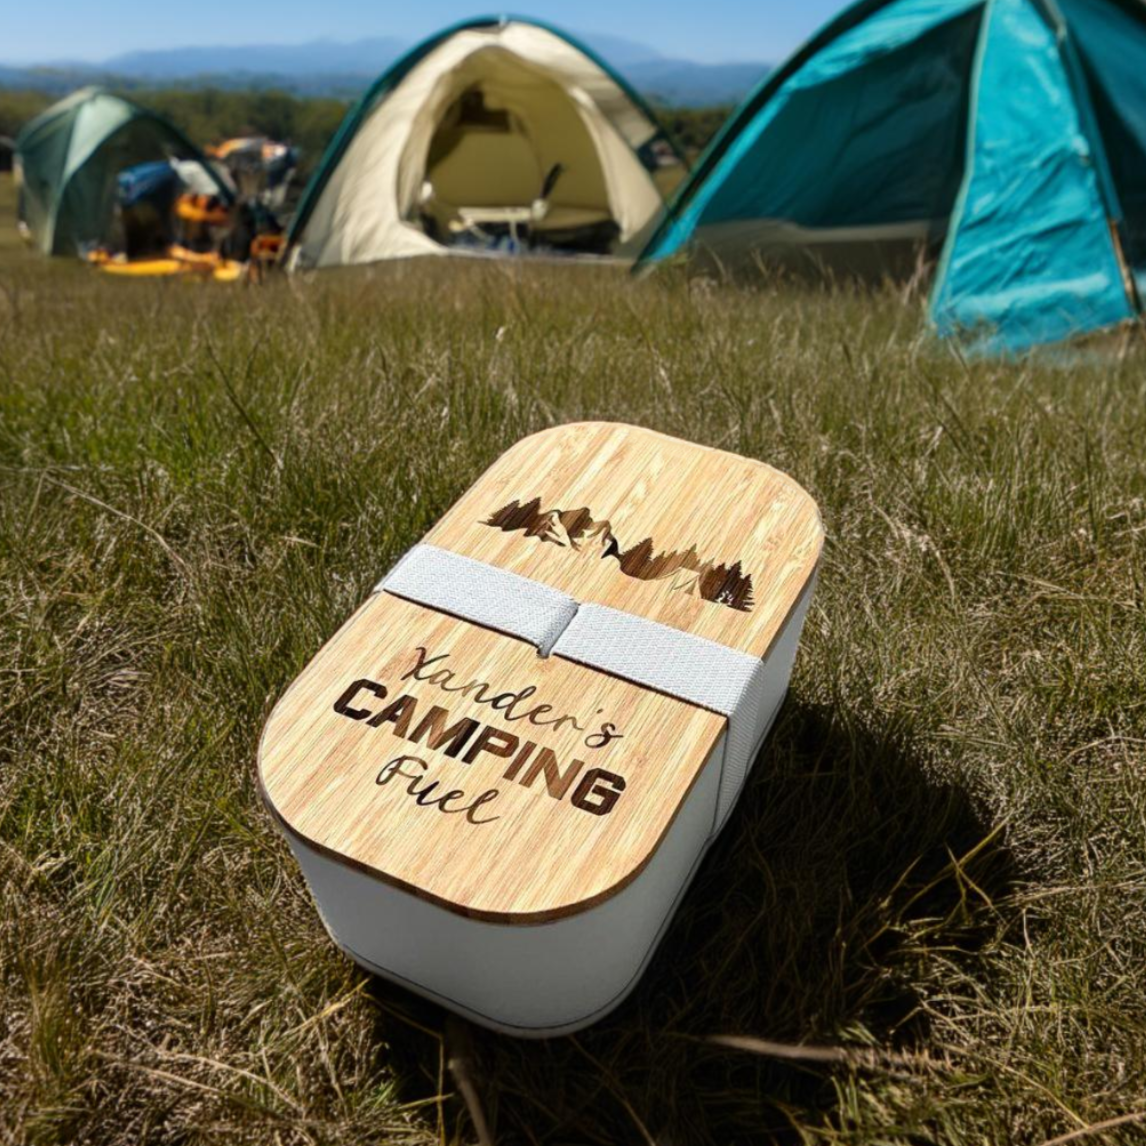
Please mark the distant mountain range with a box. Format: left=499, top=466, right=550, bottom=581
left=0, top=33, right=770, bottom=106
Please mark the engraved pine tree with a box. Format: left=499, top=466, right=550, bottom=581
left=618, top=537, right=655, bottom=576
left=712, top=561, right=755, bottom=611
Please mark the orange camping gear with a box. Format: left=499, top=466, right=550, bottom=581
left=175, top=193, right=230, bottom=226
left=250, top=232, right=285, bottom=261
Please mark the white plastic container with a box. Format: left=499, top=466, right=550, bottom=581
left=260, top=423, right=822, bottom=1036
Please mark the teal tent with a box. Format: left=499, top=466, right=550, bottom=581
left=15, top=87, right=232, bottom=257
left=640, top=0, right=1146, bottom=351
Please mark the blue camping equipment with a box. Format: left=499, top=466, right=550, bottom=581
left=117, top=160, right=179, bottom=210
left=640, top=0, right=1146, bottom=352
left=116, top=160, right=181, bottom=257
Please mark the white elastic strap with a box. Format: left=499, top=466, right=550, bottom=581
left=379, top=545, right=578, bottom=656
left=376, top=544, right=768, bottom=832
left=554, top=603, right=770, bottom=828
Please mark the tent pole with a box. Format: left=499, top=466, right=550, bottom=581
left=1034, top=0, right=1140, bottom=314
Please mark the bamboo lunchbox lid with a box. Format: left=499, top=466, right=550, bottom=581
left=259, top=423, right=823, bottom=925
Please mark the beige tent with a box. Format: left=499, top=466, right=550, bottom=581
left=287, top=18, right=683, bottom=268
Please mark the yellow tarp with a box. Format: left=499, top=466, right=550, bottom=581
left=85, top=245, right=244, bottom=282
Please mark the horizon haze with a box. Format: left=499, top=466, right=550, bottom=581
left=1, top=1, right=847, bottom=67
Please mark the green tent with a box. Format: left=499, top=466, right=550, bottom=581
left=640, top=0, right=1146, bottom=352
left=15, top=87, right=232, bottom=257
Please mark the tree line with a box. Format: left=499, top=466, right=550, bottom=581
left=0, top=88, right=350, bottom=182
left=0, top=87, right=730, bottom=174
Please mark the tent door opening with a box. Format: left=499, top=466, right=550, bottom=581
left=404, top=52, right=621, bottom=256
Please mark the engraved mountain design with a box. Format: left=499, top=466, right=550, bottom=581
left=483, top=498, right=754, bottom=612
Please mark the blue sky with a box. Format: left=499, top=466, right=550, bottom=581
left=6, top=1, right=847, bottom=65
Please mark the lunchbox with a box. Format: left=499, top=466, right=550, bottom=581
left=259, top=422, right=823, bottom=1036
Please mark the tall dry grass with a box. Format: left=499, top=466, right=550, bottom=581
left=2, top=180, right=1145, bottom=1143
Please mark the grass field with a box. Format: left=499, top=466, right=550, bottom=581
left=1, top=169, right=1145, bottom=1145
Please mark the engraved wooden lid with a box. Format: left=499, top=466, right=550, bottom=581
left=259, top=423, right=823, bottom=923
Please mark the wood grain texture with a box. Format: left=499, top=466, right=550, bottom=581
left=260, top=593, right=725, bottom=921
left=427, top=422, right=823, bottom=656
left=260, top=423, right=823, bottom=922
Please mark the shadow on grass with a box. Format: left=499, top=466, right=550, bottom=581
left=362, top=697, right=1014, bottom=1145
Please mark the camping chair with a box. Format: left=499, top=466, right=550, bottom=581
left=446, top=162, right=567, bottom=250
